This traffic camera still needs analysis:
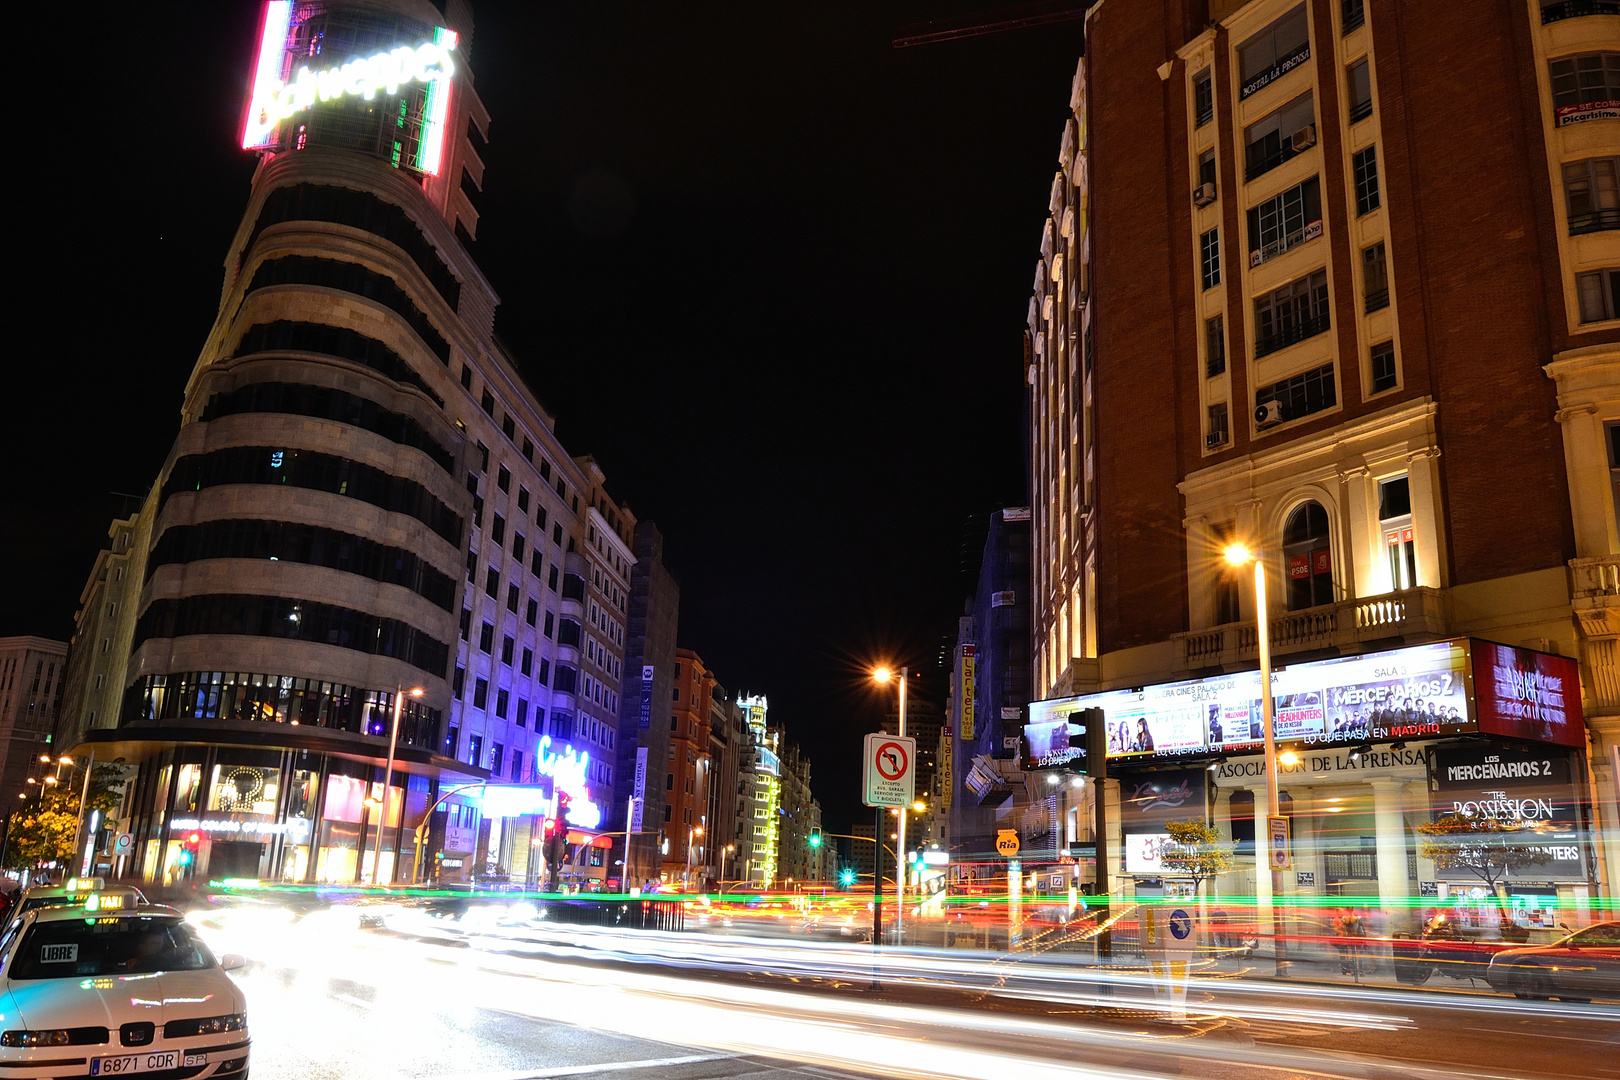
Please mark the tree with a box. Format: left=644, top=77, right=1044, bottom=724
left=3, top=765, right=126, bottom=871
left=1159, top=819, right=1236, bottom=897
left=1417, top=811, right=1546, bottom=939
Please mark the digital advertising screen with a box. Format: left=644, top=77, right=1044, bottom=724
left=1471, top=641, right=1586, bottom=748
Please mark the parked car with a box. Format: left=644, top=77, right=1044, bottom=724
left=1485, top=921, right=1620, bottom=1002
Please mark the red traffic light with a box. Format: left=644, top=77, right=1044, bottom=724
left=186, top=832, right=202, bottom=846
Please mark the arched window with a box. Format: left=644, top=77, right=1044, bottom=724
left=1283, top=501, right=1333, bottom=610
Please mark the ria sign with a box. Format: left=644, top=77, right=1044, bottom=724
left=242, top=1, right=458, bottom=175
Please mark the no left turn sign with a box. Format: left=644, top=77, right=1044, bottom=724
left=863, top=732, right=916, bottom=807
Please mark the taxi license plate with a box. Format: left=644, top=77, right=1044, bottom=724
left=90, top=1051, right=207, bottom=1074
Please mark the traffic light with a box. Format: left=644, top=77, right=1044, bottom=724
left=176, top=831, right=201, bottom=868
left=808, top=829, right=822, bottom=849
left=1068, top=707, right=1107, bottom=779
left=1020, top=707, right=1107, bottom=776
left=839, top=868, right=856, bottom=888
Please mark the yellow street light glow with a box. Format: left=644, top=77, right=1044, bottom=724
left=912, top=801, right=926, bottom=812
left=59, top=757, right=74, bottom=766
left=1278, top=748, right=1300, bottom=767
left=43, top=777, right=58, bottom=785
left=409, top=687, right=425, bottom=697
left=38, top=755, right=51, bottom=764
left=872, top=667, right=893, bottom=684
left=1223, top=543, right=1255, bottom=566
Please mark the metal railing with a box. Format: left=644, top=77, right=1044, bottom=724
left=1342, top=0, right=1365, bottom=32
left=1254, top=311, right=1331, bottom=358
left=1245, top=141, right=1301, bottom=182
left=1365, top=287, right=1389, bottom=313
left=1349, top=97, right=1373, bottom=123
left=1542, top=0, right=1620, bottom=23
left=1570, top=208, right=1620, bottom=236
left=1249, top=220, right=1323, bottom=267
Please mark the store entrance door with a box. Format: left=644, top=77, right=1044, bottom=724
left=208, top=840, right=264, bottom=880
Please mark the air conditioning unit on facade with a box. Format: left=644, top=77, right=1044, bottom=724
left=1205, top=430, right=1228, bottom=449
left=1193, top=182, right=1216, bottom=207
left=1290, top=124, right=1317, bottom=152
left=1255, top=400, right=1285, bottom=428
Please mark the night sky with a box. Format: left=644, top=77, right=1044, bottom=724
left=6, top=2, right=1080, bottom=830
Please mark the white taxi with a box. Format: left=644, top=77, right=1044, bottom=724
left=0, top=892, right=249, bottom=1078
left=3, top=881, right=147, bottom=939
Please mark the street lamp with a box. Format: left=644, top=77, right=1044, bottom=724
left=369, top=685, right=424, bottom=886
left=1223, top=542, right=1285, bottom=972
left=872, top=665, right=908, bottom=945
left=687, top=826, right=703, bottom=886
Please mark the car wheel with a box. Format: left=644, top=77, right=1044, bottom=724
left=1528, top=968, right=1553, bottom=1001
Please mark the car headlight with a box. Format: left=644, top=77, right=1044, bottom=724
left=162, top=1014, right=247, bottom=1038
left=1, top=1027, right=109, bottom=1047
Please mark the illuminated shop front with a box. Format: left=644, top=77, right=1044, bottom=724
left=1027, top=638, right=1606, bottom=933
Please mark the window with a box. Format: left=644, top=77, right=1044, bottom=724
left=1200, top=229, right=1221, bottom=290
left=485, top=567, right=499, bottom=598
left=513, top=533, right=525, bottom=561
left=1198, top=149, right=1217, bottom=191
left=507, top=584, right=519, bottom=613
left=1577, top=268, right=1620, bottom=322
left=1347, top=58, right=1372, bottom=123
left=453, top=665, right=465, bottom=699
left=1342, top=0, right=1364, bottom=33
left=1563, top=158, right=1620, bottom=235
left=480, top=621, right=494, bottom=653
left=473, top=678, right=488, bottom=710
left=480, top=389, right=495, bottom=416
left=1550, top=53, right=1620, bottom=123
left=522, top=438, right=534, bottom=462
left=553, top=524, right=564, bottom=547
left=517, top=486, right=530, bottom=512
left=1206, top=315, right=1226, bottom=377
left=540, top=459, right=552, bottom=481
left=460, top=364, right=473, bottom=390
left=1283, top=501, right=1334, bottom=610
left=1352, top=145, right=1380, bottom=215
left=1256, top=362, right=1336, bottom=422
left=1247, top=176, right=1322, bottom=266
left=446, top=726, right=459, bottom=757
left=460, top=608, right=471, bottom=640
left=1609, top=421, right=1620, bottom=540
left=1244, top=93, right=1315, bottom=181
left=1207, top=402, right=1229, bottom=447
left=1238, top=6, right=1310, bottom=99
left=476, top=442, right=489, bottom=472
left=531, top=550, right=543, bottom=577
left=511, top=751, right=524, bottom=782
left=497, top=465, right=511, bottom=493
left=1193, top=68, right=1213, bottom=126
left=1213, top=522, right=1241, bottom=624
left=1362, top=242, right=1389, bottom=312
left=1379, top=476, right=1417, bottom=591
left=502, top=415, right=515, bottom=440
left=495, top=688, right=509, bottom=719
left=1254, top=269, right=1330, bottom=357
left=516, top=699, right=528, bottom=728
left=521, top=647, right=533, bottom=676
left=554, top=665, right=577, bottom=693
left=471, top=495, right=483, bottom=529
left=538, top=659, right=550, bottom=685
left=492, top=743, right=504, bottom=774
left=526, top=598, right=539, bottom=627
left=1371, top=340, right=1398, bottom=392
left=544, top=611, right=555, bottom=637
left=501, top=635, right=514, bottom=665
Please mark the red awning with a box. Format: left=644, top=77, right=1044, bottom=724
left=568, top=830, right=613, bottom=848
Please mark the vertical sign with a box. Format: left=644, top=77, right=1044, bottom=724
left=960, top=645, right=977, bottom=740
left=631, top=748, right=648, bottom=831
left=940, top=730, right=954, bottom=811
left=1268, top=816, right=1292, bottom=870
left=639, top=665, right=654, bottom=730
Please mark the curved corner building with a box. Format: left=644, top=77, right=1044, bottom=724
left=72, top=0, right=638, bottom=886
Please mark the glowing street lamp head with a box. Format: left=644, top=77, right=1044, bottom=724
left=59, top=757, right=74, bottom=767
left=912, top=801, right=927, bottom=812
left=1278, top=747, right=1300, bottom=767
left=1223, top=542, right=1255, bottom=567
left=409, top=687, right=425, bottom=698
left=872, top=667, right=893, bottom=684
left=38, top=755, right=50, bottom=764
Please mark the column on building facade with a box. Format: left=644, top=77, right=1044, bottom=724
left=1341, top=468, right=1375, bottom=597
left=1370, top=779, right=1410, bottom=932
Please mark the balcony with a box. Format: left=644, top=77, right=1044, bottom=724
left=1254, top=311, right=1331, bottom=358
left=1542, top=0, right=1620, bottom=22
left=1249, top=220, right=1323, bottom=268
left=1240, top=42, right=1311, bottom=100
left=1570, top=208, right=1620, bottom=236
left=1172, top=586, right=1448, bottom=672
left=1246, top=142, right=1303, bottom=183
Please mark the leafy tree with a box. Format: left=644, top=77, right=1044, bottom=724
left=3, top=765, right=126, bottom=871
left=1417, top=811, right=1546, bottom=940
left=1159, top=819, right=1235, bottom=897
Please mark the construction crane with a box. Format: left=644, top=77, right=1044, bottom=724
left=892, top=1, right=1088, bottom=48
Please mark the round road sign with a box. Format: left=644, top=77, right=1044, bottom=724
left=1169, top=909, right=1193, bottom=940
left=995, top=830, right=1020, bottom=857
left=875, top=741, right=909, bottom=781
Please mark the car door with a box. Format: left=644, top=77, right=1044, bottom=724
left=1567, top=923, right=1620, bottom=996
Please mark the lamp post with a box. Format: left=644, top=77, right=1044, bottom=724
left=686, top=826, right=702, bottom=886
left=411, top=780, right=488, bottom=884
left=1223, top=543, right=1286, bottom=973
left=370, top=686, right=424, bottom=886
left=872, top=666, right=908, bottom=944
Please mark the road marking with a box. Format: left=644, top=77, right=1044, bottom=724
left=333, top=993, right=376, bottom=1009
left=436, top=1054, right=738, bottom=1080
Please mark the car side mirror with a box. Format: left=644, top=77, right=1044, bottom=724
left=219, top=953, right=246, bottom=971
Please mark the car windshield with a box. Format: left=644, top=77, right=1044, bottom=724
left=18, top=895, right=86, bottom=917
left=8, top=916, right=215, bottom=980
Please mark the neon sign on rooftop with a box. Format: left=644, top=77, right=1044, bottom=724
left=241, top=1, right=457, bottom=174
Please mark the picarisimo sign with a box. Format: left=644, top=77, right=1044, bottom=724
left=242, top=2, right=458, bottom=174
left=1030, top=639, right=1580, bottom=766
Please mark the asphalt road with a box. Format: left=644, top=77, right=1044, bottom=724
left=206, top=908, right=1619, bottom=1080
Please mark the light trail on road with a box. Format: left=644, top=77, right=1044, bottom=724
left=186, top=900, right=1617, bottom=1080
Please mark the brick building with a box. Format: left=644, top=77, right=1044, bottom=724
left=1021, top=0, right=1620, bottom=935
